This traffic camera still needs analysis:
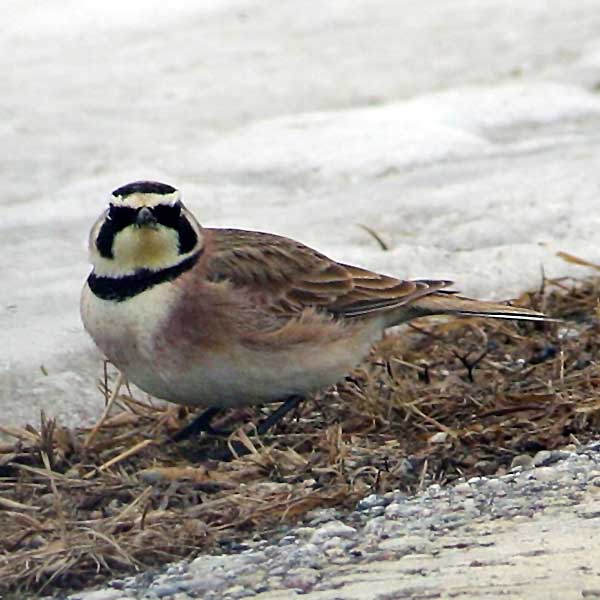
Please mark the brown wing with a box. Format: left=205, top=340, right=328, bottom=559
left=205, top=228, right=451, bottom=318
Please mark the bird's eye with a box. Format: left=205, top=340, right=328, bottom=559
left=107, top=205, right=137, bottom=230
left=153, top=203, right=182, bottom=228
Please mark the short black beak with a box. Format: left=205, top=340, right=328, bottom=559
left=136, top=207, right=157, bottom=227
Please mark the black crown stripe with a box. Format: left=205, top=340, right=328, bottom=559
left=88, top=250, right=202, bottom=302
left=112, top=181, right=177, bottom=198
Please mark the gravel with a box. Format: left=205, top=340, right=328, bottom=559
left=60, top=442, right=600, bottom=600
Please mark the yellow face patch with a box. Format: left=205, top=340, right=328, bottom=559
left=112, top=225, right=180, bottom=271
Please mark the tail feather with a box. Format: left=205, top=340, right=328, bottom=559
left=394, top=293, right=554, bottom=324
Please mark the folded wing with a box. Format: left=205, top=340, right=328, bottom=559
left=206, top=229, right=456, bottom=318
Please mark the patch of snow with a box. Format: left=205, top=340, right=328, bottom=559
left=3, top=0, right=600, bottom=429
left=200, top=83, right=600, bottom=181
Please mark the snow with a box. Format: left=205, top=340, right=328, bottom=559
left=200, top=83, right=600, bottom=180
left=2, top=0, right=600, bottom=429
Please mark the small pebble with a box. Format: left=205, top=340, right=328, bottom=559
left=577, top=506, right=600, bottom=519
left=429, top=431, right=449, bottom=444
left=385, top=502, right=422, bottom=519
left=461, top=498, right=478, bottom=512
left=149, top=583, right=185, bottom=598
left=293, top=527, right=316, bottom=539
left=531, top=467, right=564, bottom=482
left=283, top=567, right=321, bottom=592
left=363, top=516, right=387, bottom=536
left=453, top=482, right=473, bottom=496
left=426, top=484, right=443, bottom=497
left=70, top=592, right=125, bottom=600
left=484, top=478, right=505, bottom=491
left=379, top=535, right=428, bottom=553
left=532, top=450, right=553, bottom=467
left=278, top=535, right=296, bottom=546
left=306, top=508, right=341, bottom=525
left=310, top=521, right=357, bottom=544
left=511, top=454, right=534, bottom=469
left=322, top=535, right=355, bottom=551
left=223, top=584, right=254, bottom=598
left=357, top=493, right=387, bottom=511
left=467, top=477, right=483, bottom=485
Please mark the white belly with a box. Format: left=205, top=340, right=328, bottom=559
left=160, top=321, right=383, bottom=408
left=81, top=282, right=180, bottom=398
left=81, top=282, right=384, bottom=408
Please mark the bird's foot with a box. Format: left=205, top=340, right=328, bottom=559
left=171, top=406, right=227, bottom=442
left=205, top=395, right=304, bottom=461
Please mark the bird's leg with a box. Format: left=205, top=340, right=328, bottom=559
left=207, top=395, right=304, bottom=461
left=256, top=395, right=304, bottom=435
left=171, top=406, right=227, bottom=442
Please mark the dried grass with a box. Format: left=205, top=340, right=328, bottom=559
left=2, top=273, right=600, bottom=596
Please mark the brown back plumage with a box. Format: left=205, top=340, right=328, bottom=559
left=204, top=229, right=549, bottom=323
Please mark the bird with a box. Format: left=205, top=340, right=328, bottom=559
left=81, top=180, right=550, bottom=445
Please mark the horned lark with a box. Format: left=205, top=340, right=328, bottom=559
left=81, top=181, right=549, bottom=439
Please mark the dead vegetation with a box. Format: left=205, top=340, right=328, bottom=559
left=2, top=270, right=600, bottom=597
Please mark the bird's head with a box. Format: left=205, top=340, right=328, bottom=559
left=89, top=181, right=203, bottom=276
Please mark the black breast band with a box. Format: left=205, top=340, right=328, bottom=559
left=88, top=250, right=202, bottom=302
